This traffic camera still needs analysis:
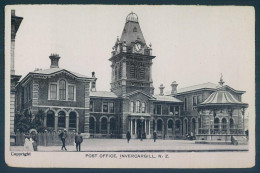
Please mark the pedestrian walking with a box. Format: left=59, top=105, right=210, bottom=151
left=126, top=131, right=131, bottom=143
left=153, top=130, right=157, bottom=142
left=75, top=132, right=83, bottom=151
left=59, top=129, right=67, bottom=151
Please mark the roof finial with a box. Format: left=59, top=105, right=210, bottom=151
left=219, top=73, right=225, bottom=86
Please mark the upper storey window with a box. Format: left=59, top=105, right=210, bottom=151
left=50, top=84, right=57, bottom=99
left=48, top=79, right=76, bottom=101
left=130, top=64, right=136, bottom=78
left=136, top=101, right=141, bottom=113
left=142, top=102, right=146, bottom=113
left=130, top=101, right=134, bottom=113
left=59, top=80, right=66, bottom=100
left=133, top=27, right=137, bottom=32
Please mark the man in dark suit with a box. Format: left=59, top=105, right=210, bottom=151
left=59, top=129, right=67, bottom=151
left=75, top=132, right=83, bottom=151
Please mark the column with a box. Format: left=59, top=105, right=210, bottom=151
left=131, top=119, right=134, bottom=135
left=129, top=119, right=131, bottom=133
left=65, top=114, right=69, bottom=131
left=76, top=116, right=79, bottom=132
left=84, top=82, right=90, bottom=135
left=179, top=106, right=181, bottom=116
left=173, top=106, right=175, bottom=116
left=147, top=120, right=150, bottom=135
left=195, top=118, right=199, bottom=135
left=135, top=119, right=137, bottom=135
left=54, top=113, right=58, bottom=131
left=144, top=120, right=146, bottom=133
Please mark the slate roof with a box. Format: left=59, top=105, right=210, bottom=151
left=90, top=91, right=118, bottom=98
left=120, top=17, right=146, bottom=47
left=153, top=95, right=183, bottom=103
left=176, top=82, right=218, bottom=94
left=32, top=68, right=90, bottom=78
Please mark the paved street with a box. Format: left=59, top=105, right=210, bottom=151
left=10, top=139, right=249, bottom=152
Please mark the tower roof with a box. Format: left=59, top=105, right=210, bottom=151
left=120, top=12, right=146, bottom=47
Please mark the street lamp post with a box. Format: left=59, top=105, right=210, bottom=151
left=140, top=116, right=144, bottom=141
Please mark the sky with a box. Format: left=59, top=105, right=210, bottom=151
left=7, top=5, right=254, bottom=116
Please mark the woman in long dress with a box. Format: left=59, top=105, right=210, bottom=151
left=24, top=137, right=34, bottom=151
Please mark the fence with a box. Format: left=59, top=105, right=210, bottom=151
left=198, top=128, right=244, bottom=135
left=15, top=132, right=75, bottom=146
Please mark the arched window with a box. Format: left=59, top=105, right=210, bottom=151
left=142, top=102, right=146, bottom=113
left=168, top=120, right=173, bottom=129
left=191, top=118, right=196, bottom=134
left=101, top=117, right=108, bottom=134
left=59, top=80, right=66, bottom=100
left=118, top=63, right=122, bottom=79
left=110, top=117, right=116, bottom=133
left=175, top=120, right=181, bottom=133
left=157, top=119, right=163, bottom=131
left=69, top=112, right=77, bottom=129
left=133, top=27, right=137, bottom=32
left=136, top=101, right=141, bottom=113
left=222, top=118, right=227, bottom=130
left=46, top=110, right=55, bottom=128
left=58, top=111, right=66, bottom=128
left=130, top=101, right=134, bottom=113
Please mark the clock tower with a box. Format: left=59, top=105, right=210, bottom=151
left=109, top=12, right=155, bottom=97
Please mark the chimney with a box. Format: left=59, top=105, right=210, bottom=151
left=171, top=81, right=178, bottom=95
left=49, top=54, right=60, bottom=68
left=159, top=84, right=165, bottom=96
left=91, top=71, right=97, bottom=92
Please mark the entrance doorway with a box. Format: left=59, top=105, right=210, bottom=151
left=136, top=119, right=145, bottom=139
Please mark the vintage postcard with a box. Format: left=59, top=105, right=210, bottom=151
left=5, top=5, right=255, bottom=168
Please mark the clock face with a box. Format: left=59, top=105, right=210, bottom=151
left=134, top=43, right=142, bottom=52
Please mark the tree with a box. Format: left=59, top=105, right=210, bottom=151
left=15, top=109, right=46, bottom=133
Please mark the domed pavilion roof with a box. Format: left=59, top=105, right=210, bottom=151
left=198, top=75, right=248, bottom=108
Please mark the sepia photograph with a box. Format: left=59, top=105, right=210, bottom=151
left=5, top=5, right=255, bottom=168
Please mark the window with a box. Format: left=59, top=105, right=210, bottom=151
left=175, top=106, right=179, bottom=115
left=28, top=85, right=31, bottom=100
left=59, top=80, right=66, bottom=100
left=50, top=84, right=57, bottom=99
left=142, top=102, right=146, bottom=113
left=46, top=111, right=55, bottom=128
left=130, top=64, right=135, bottom=78
left=69, top=112, right=77, bottom=129
left=109, top=102, right=114, bottom=113
left=90, top=101, right=94, bottom=112
left=197, top=95, right=202, bottom=104
left=170, top=105, right=174, bottom=114
left=68, top=85, right=75, bottom=100
left=192, top=96, right=197, bottom=110
left=58, top=111, right=66, bottom=128
left=103, top=102, right=108, bottom=112
left=130, top=101, right=134, bottom=112
left=136, top=101, right=141, bottom=113
left=156, top=105, right=162, bottom=115
left=139, top=65, right=145, bottom=79
left=133, top=27, right=137, bottom=32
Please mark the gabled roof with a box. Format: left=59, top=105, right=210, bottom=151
left=153, top=95, right=183, bottom=103
left=90, top=91, right=118, bottom=98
